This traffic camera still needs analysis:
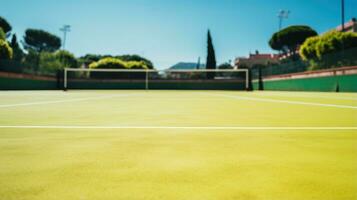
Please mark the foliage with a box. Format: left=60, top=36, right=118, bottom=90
left=55, top=50, right=78, bottom=68
left=80, top=54, right=154, bottom=69
left=89, top=57, right=148, bottom=69
left=23, top=29, right=61, bottom=52
left=89, top=57, right=127, bottom=69
left=206, top=30, right=216, bottom=79
left=10, top=34, right=24, bottom=61
left=126, top=61, right=149, bottom=69
left=37, top=50, right=78, bottom=74
left=38, top=52, right=62, bottom=74
left=79, top=54, right=107, bottom=66
left=89, top=57, right=148, bottom=79
left=269, top=25, right=317, bottom=54
left=0, top=39, right=13, bottom=59
left=218, top=63, right=233, bottom=69
left=23, top=49, right=39, bottom=71
left=0, top=16, right=12, bottom=35
left=18, top=50, right=78, bottom=74
left=0, top=28, right=5, bottom=40
left=116, top=55, right=154, bottom=69
left=299, top=31, right=357, bottom=70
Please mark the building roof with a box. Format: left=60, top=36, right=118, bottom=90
left=248, top=54, right=280, bottom=59
left=336, top=18, right=356, bottom=32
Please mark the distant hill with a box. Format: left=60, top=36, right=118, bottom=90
left=169, top=62, right=205, bottom=70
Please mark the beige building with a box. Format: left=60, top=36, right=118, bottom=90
left=235, top=51, right=280, bottom=69
left=336, top=18, right=357, bottom=33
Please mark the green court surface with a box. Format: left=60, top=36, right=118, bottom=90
left=0, top=90, right=356, bottom=200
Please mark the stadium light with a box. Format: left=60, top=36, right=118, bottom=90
left=60, top=25, right=71, bottom=50
left=277, top=10, right=290, bottom=31
left=341, top=0, right=345, bottom=32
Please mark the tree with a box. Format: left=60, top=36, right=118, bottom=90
left=0, top=28, right=5, bottom=40
left=23, top=29, right=61, bottom=68
left=126, top=61, right=149, bottom=69
left=36, top=51, right=78, bottom=74
left=300, top=31, right=357, bottom=69
left=89, top=57, right=148, bottom=79
left=218, top=62, right=233, bottom=69
left=38, top=52, right=62, bottom=74
left=206, top=30, right=216, bottom=79
left=79, top=54, right=104, bottom=66
left=10, top=34, right=24, bottom=61
left=56, top=50, right=78, bottom=68
left=23, top=29, right=61, bottom=53
left=80, top=54, right=155, bottom=69
left=269, top=25, right=317, bottom=54
left=0, top=16, right=12, bottom=37
left=23, top=49, right=39, bottom=70
left=0, top=40, right=13, bottom=59
left=89, top=57, right=148, bottom=70
left=116, top=54, right=154, bottom=69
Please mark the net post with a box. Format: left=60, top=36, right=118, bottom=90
left=63, top=68, right=67, bottom=91
left=245, top=69, right=249, bottom=91
left=145, top=69, right=149, bottom=90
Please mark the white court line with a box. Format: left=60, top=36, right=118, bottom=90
left=205, top=93, right=357, bottom=109
left=0, top=125, right=356, bottom=130
left=0, top=93, right=142, bottom=108
left=0, top=91, right=120, bottom=96
left=251, top=92, right=357, bottom=100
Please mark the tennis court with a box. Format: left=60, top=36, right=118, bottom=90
left=0, top=90, right=357, bottom=200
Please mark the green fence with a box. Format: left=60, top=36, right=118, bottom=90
left=0, top=76, right=57, bottom=90
left=253, top=74, right=357, bottom=92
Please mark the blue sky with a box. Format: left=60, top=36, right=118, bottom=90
left=1, top=0, right=356, bottom=69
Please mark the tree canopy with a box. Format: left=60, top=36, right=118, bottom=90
left=23, top=29, right=61, bottom=52
left=37, top=50, right=78, bottom=74
left=0, top=40, right=13, bottom=59
left=0, top=16, right=12, bottom=35
left=0, top=28, right=5, bottom=40
left=89, top=57, right=148, bottom=70
left=10, top=34, right=24, bottom=61
left=56, top=50, right=78, bottom=68
left=206, top=30, right=216, bottom=79
left=218, top=62, right=233, bottom=69
left=116, top=54, right=154, bottom=69
left=269, top=25, right=317, bottom=54
left=299, top=31, right=357, bottom=69
left=80, top=54, right=154, bottom=69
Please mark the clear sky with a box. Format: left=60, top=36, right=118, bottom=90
left=1, top=0, right=356, bottom=69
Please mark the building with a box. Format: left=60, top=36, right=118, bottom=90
left=234, top=51, right=280, bottom=69
left=336, top=18, right=357, bottom=33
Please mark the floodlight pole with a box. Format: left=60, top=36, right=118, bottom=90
left=60, top=25, right=71, bottom=50
left=341, top=0, right=345, bottom=32
left=278, top=10, right=290, bottom=31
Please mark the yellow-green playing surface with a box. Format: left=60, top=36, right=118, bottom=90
left=0, top=90, right=356, bottom=200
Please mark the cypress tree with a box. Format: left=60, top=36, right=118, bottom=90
left=206, top=30, right=216, bottom=79
left=10, top=34, right=24, bottom=61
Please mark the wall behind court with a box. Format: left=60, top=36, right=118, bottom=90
left=252, top=66, right=357, bottom=92
left=0, top=72, right=58, bottom=90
